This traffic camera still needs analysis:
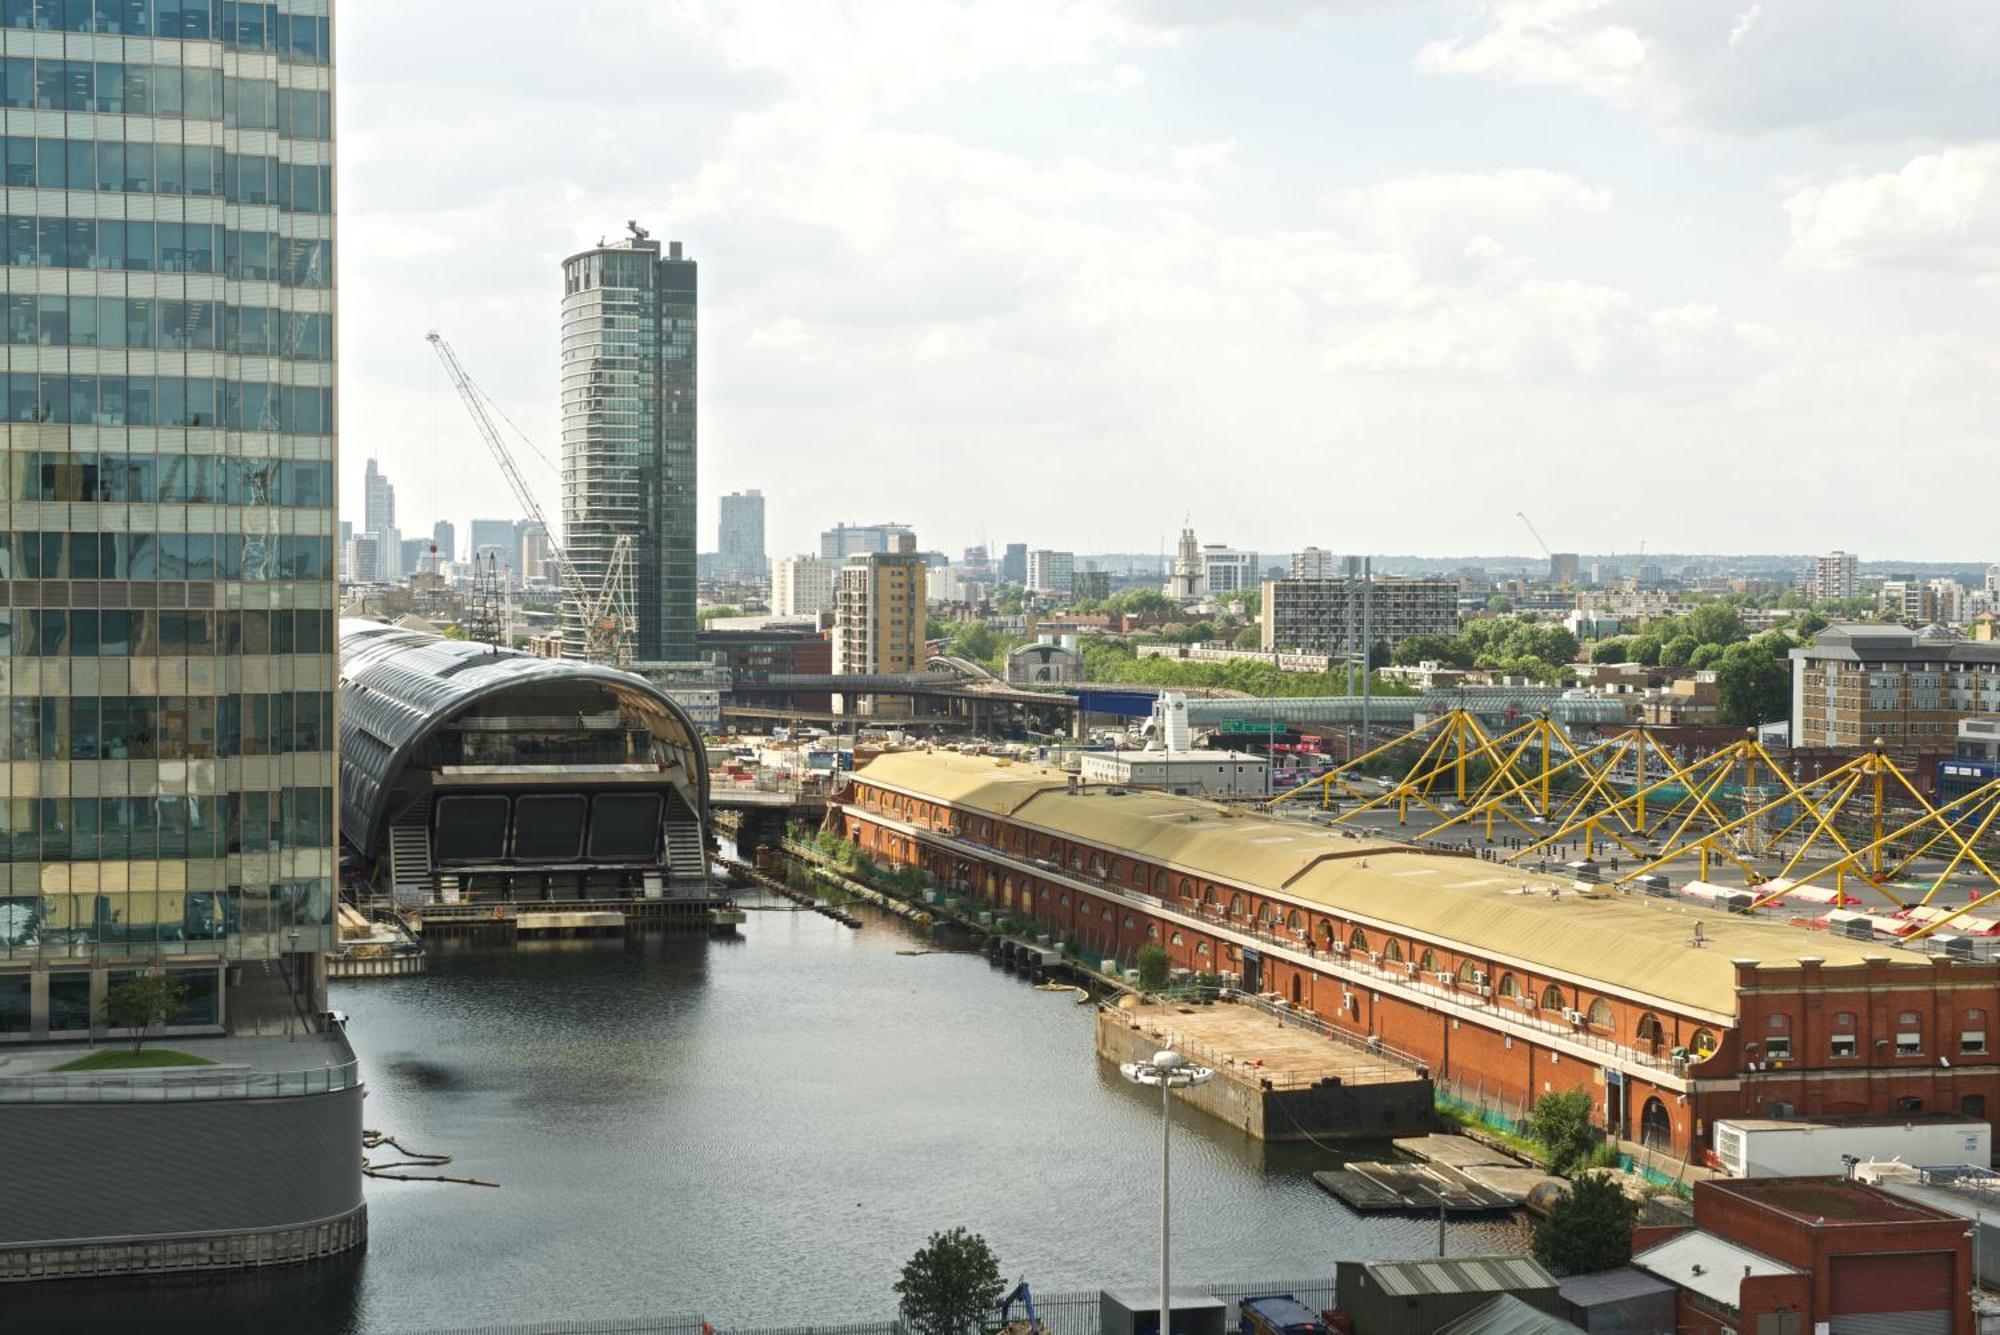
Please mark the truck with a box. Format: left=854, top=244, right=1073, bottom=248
left=1714, top=1115, right=1991, bottom=1178
left=1240, top=1294, right=1327, bottom=1335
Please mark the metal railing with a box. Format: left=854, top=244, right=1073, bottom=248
left=0, top=1058, right=360, bottom=1103
left=410, top=1278, right=1343, bottom=1335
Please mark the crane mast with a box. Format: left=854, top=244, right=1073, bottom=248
left=424, top=330, right=634, bottom=666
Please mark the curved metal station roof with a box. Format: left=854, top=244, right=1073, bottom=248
left=338, top=619, right=708, bottom=856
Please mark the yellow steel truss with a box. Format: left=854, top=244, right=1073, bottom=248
left=1267, top=709, right=2000, bottom=936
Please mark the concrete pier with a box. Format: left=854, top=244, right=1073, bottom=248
left=1096, top=999, right=1434, bottom=1142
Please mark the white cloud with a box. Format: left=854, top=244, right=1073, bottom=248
left=1785, top=144, right=2000, bottom=279
left=338, top=1, right=2000, bottom=559
left=1417, top=0, right=2000, bottom=141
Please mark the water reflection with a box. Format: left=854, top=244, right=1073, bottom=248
left=18, top=897, right=1528, bottom=1334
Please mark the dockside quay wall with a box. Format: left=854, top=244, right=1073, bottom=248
left=0, top=1083, right=366, bottom=1282
left=837, top=758, right=2000, bottom=1160
left=1095, top=1009, right=1435, bottom=1141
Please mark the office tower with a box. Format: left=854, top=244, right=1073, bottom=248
left=432, top=520, right=455, bottom=563
left=521, top=523, right=552, bottom=584
left=560, top=225, right=696, bottom=661
left=0, top=5, right=339, bottom=1034
left=363, top=457, right=396, bottom=577
left=346, top=533, right=381, bottom=583
left=773, top=555, right=838, bottom=618
left=1200, top=546, right=1257, bottom=596
left=718, top=489, right=766, bottom=579
left=1813, top=551, right=1860, bottom=602
left=834, top=535, right=926, bottom=688
left=1000, top=542, right=1028, bottom=586
left=363, top=456, right=393, bottom=532
left=819, top=521, right=913, bottom=561
left=469, top=518, right=515, bottom=562
left=1549, top=553, right=1580, bottom=586
left=1026, top=549, right=1075, bottom=597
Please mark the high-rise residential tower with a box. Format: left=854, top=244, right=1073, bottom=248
left=1812, top=550, right=1860, bottom=603
left=560, top=225, right=696, bottom=661
left=0, top=4, right=339, bottom=1046
left=718, top=488, right=766, bottom=579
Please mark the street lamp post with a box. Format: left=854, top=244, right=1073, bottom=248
left=1120, top=1049, right=1215, bottom=1335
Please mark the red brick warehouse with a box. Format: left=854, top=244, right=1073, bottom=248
left=837, top=751, right=2000, bottom=1158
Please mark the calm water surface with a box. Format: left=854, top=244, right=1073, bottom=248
left=21, top=897, right=1525, bottom=1334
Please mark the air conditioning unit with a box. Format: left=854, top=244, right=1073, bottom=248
left=1330, top=942, right=1347, bottom=956
left=1433, top=971, right=1454, bottom=985
left=1471, top=970, right=1488, bottom=984
left=1403, top=961, right=1419, bottom=975
left=1562, top=1008, right=1585, bottom=1025
left=1471, top=984, right=1492, bottom=998
left=1368, top=951, right=1382, bottom=963
left=1516, top=995, right=1536, bottom=1012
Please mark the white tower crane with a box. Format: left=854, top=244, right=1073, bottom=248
left=425, top=330, right=634, bottom=666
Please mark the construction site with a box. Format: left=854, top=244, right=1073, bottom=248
left=1264, top=706, right=2000, bottom=951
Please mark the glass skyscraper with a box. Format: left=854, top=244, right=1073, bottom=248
left=0, top=0, right=337, bottom=1041
left=560, top=226, right=695, bottom=663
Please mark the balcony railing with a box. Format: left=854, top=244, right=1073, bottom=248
left=0, top=1058, right=360, bottom=1103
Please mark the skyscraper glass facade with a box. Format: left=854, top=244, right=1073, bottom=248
left=560, top=230, right=695, bottom=663
left=0, top=0, right=336, bottom=1040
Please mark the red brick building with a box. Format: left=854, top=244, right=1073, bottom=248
left=837, top=752, right=2000, bottom=1157
left=1634, top=1177, right=1974, bottom=1334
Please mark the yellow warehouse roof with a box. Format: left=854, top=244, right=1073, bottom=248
left=854, top=750, right=1937, bottom=1014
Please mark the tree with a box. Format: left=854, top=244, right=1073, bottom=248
left=1688, top=642, right=1724, bottom=671
left=1532, top=1172, right=1637, bottom=1276
left=1799, top=611, right=1829, bottom=637
left=1629, top=634, right=1662, bottom=667
left=1716, top=643, right=1790, bottom=726
left=1487, top=594, right=1513, bottom=614
left=1136, top=943, right=1171, bottom=991
left=949, top=622, right=998, bottom=664
left=1393, top=633, right=1463, bottom=668
left=895, top=1228, right=1006, bottom=1335
left=104, top=972, right=188, bottom=1054
left=1659, top=634, right=1698, bottom=669
left=441, top=624, right=469, bottom=641
left=698, top=605, right=743, bottom=623
left=1589, top=639, right=1629, bottom=665
left=1686, top=601, right=1745, bottom=647
left=1529, top=1088, right=1598, bottom=1174
left=1231, top=626, right=1261, bottom=650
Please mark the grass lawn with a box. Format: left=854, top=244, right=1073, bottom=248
left=52, top=1048, right=216, bottom=1072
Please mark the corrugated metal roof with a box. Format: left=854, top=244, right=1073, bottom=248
left=1435, top=1295, right=1584, bottom=1335
left=857, top=752, right=1937, bottom=1015
left=1364, top=1256, right=1557, bottom=1298
left=1633, top=1229, right=1800, bottom=1309
left=337, top=619, right=707, bottom=856
left=1556, top=1267, right=1675, bottom=1307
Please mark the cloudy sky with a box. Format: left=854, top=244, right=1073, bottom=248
left=337, top=1, right=2000, bottom=564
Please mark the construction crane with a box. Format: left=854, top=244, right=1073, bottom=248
left=425, top=330, right=635, bottom=666
left=1516, top=511, right=1552, bottom=559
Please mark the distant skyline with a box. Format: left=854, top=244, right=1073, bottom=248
left=340, top=2, right=2000, bottom=561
